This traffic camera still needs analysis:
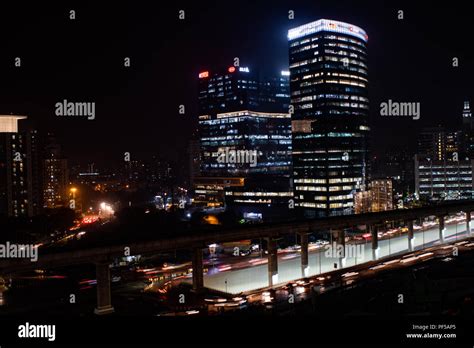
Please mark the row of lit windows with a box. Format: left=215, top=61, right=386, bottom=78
left=290, top=43, right=319, bottom=54
left=297, top=202, right=327, bottom=208
left=293, top=148, right=365, bottom=159
left=291, top=86, right=367, bottom=98
left=329, top=194, right=353, bottom=201
left=298, top=78, right=366, bottom=89
left=290, top=56, right=367, bottom=69
left=419, top=170, right=472, bottom=175
left=296, top=201, right=354, bottom=209
left=225, top=191, right=293, bottom=197
left=419, top=172, right=472, bottom=177
left=290, top=34, right=365, bottom=49
left=233, top=199, right=272, bottom=204
left=201, top=142, right=291, bottom=149
left=294, top=177, right=360, bottom=184
left=420, top=184, right=472, bottom=188
left=292, top=94, right=368, bottom=103
left=327, top=72, right=368, bottom=82
left=298, top=101, right=368, bottom=109
left=202, top=134, right=291, bottom=140
left=326, top=42, right=366, bottom=55
left=201, top=117, right=263, bottom=125
left=297, top=101, right=367, bottom=110
left=295, top=185, right=354, bottom=192
left=291, top=65, right=368, bottom=79
left=419, top=166, right=472, bottom=171
left=294, top=109, right=367, bottom=118
left=296, top=186, right=327, bottom=191
left=324, top=49, right=365, bottom=60
left=292, top=71, right=369, bottom=85
left=419, top=177, right=472, bottom=182
left=323, top=35, right=365, bottom=48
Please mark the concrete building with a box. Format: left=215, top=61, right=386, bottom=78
left=0, top=115, right=42, bottom=217
left=43, top=134, right=69, bottom=209
left=354, top=178, right=393, bottom=213
left=415, top=155, right=474, bottom=201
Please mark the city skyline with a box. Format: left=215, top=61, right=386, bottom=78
left=0, top=1, right=472, bottom=167
left=1, top=2, right=474, bottom=345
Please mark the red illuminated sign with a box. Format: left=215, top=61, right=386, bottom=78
left=199, top=71, right=209, bottom=78
left=228, top=66, right=236, bottom=73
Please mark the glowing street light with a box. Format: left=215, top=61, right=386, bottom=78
left=99, top=202, right=114, bottom=218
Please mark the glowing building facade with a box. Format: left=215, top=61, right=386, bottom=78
left=0, top=116, right=42, bottom=217
left=288, top=19, right=370, bottom=217
left=195, top=67, right=292, bottom=220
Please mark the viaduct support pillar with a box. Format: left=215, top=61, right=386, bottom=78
left=337, top=229, right=346, bottom=268
left=438, top=215, right=445, bottom=243
left=407, top=220, right=414, bottom=252
left=192, top=247, right=204, bottom=292
left=299, top=232, right=309, bottom=277
left=466, top=212, right=471, bottom=236
left=370, top=225, right=379, bottom=261
left=267, top=238, right=278, bottom=287
left=94, top=261, right=114, bottom=315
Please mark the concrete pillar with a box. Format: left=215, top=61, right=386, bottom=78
left=192, top=247, right=204, bottom=292
left=407, top=220, right=414, bottom=251
left=337, top=229, right=346, bottom=268
left=266, top=238, right=278, bottom=287
left=299, top=233, right=309, bottom=277
left=438, top=215, right=445, bottom=243
left=370, top=225, right=379, bottom=260
left=94, top=261, right=114, bottom=315
left=466, top=211, right=471, bottom=235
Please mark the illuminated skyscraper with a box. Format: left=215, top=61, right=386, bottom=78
left=196, top=66, right=292, bottom=220
left=418, top=126, right=461, bottom=162
left=462, top=101, right=474, bottom=158
left=43, top=134, right=69, bottom=209
left=0, top=115, right=42, bottom=217
left=462, top=100, right=472, bottom=123
left=288, top=19, right=370, bottom=217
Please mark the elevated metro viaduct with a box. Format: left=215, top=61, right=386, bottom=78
left=1, top=201, right=473, bottom=315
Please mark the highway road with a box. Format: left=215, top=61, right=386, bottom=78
left=203, top=220, right=470, bottom=293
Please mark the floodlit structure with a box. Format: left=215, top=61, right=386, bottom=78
left=288, top=19, right=370, bottom=217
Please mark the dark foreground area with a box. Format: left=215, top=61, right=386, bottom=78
left=1, top=245, right=474, bottom=345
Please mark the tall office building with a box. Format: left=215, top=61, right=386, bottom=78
left=371, top=148, right=414, bottom=196
left=0, top=115, right=42, bottom=218
left=418, top=126, right=461, bottom=162
left=462, top=101, right=474, bottom=158
left=43, top=134, right=69, bottom=209
left=188, top=131, right=201, bottom=189
left=354, top=178, right=393, bottom=213
left=288, top=19, right=370, bottom=217
left=369, top=178, right=393, bottom=212
left=196, top=66, right=292, bottom=220
left=462, top=100, right=472, bottom=126
left=415, top=155, right=474, bottom=201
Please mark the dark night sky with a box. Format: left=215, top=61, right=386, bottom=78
left=0, top=0, right=472, bottom=168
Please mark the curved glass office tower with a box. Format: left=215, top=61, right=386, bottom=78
left=288, top=19, right=369, bottom=217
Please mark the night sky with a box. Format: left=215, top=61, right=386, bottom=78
left=0, top=0, right=472, bottom=168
